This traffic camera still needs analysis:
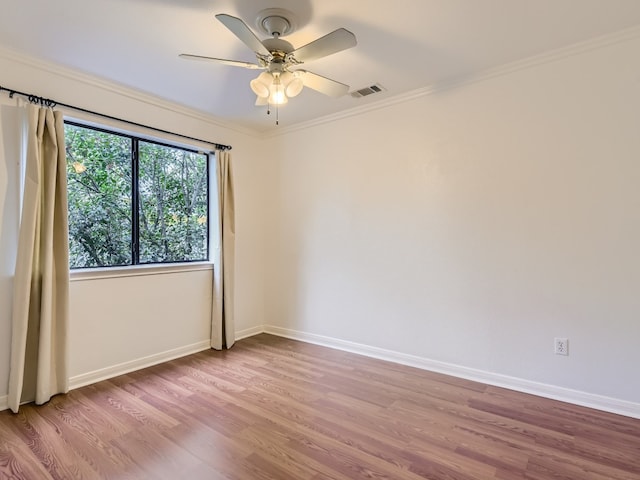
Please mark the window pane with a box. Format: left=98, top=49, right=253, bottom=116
left=65, top=124, right=132, bottom=268
left=138, top=142, right=208, bottom=263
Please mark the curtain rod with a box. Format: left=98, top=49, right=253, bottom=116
left=0, top=86, right=232, bottom=151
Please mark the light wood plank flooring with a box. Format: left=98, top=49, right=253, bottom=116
left=1, top=334, right=639, bottom=479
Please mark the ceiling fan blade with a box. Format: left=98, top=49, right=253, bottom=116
left=179, top=54, right=263, bottom=69
left=215, top=14, right=270, bottom=56
left=297, top=70, right=349, bottom=97
left=292, top=28, right=357, bottom=63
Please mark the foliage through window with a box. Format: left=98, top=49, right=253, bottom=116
left=65, top=122, right=209, bottom=269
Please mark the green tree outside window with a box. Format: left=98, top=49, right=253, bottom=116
left=65, top=123, right=208, bottom=269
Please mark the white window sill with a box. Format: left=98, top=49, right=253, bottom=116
left=70, top=262, right=214, bottom=282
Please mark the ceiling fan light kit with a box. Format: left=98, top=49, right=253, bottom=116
left=252, top=73, right=288, bottom=105
left=180, top=8, right=357, bottom=124
left=251, top=71, right=304, bottom=104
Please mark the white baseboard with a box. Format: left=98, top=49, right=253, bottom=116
left=263, top=325, right=640, bottom=420
left=69, top=340, right=211, bottom=390
left=1, top=328, right=262, bottom=412
left=6, top=326, right=638, bottom=419
left=1, top=329, right=259, bottom=411
left=235, top=325, right=265, bottom=341
left=70, top=326, right=268, bottom=392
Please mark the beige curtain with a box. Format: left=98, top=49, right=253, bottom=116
left=211, top=149, right=235, bottom=350
left=8, top=105, right=70, bottom=413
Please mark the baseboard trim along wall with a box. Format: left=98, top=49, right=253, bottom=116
left=5, top=326, right=637, bottom=418
left=69, top=340, right=211, bottom=390
left=1, top=329, right=261, bottom=412
left=236, top=325, right=266, bottom=341
left=262, top=325, right=640, bottom=420
left=67, top=326, right=266, bottom=392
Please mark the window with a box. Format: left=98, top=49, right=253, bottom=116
left=64, top=122, right=209, bottom=269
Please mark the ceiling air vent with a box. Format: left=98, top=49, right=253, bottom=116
left=350, top=83, right=385, bottom=98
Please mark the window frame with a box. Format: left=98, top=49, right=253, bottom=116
left=64, top=120, right=211, bottom=270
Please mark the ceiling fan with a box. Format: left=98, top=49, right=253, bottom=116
left=180, top=9, right=357, bottom=114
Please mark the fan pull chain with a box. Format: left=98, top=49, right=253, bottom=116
left=265, top=102, right=279, bottom=126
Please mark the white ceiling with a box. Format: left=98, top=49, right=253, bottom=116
left=2, top=0, right=640, bottom=134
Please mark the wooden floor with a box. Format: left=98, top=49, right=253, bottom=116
left=1, top=334, right=639, bottom=479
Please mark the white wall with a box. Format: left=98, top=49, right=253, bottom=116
left=264, top=35, right=640, bottom=407
left=0, top=49, right=268, bottom=403
left=68, top=269, right=212, bottom=383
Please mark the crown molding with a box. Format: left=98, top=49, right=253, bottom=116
left=0, top=45, right=258, bottom=139
left=3, top=22, right=640, bottom=141
left=265, top=24, right=640, bottom=138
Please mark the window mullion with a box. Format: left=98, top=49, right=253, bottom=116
left=132, top=138, right=140, bottom=265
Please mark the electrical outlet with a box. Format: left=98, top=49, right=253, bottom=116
left=554, top=337, right=569, bottom=356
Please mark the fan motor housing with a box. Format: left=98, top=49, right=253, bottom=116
left=262, top=38, right=294, bottom=55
